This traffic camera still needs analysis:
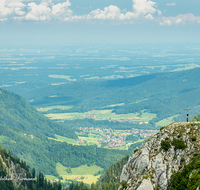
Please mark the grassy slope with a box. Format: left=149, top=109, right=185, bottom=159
left=55, top=163, right=103, bottom=184
left=0, top=87, right=76, bottom=139
left=0, top=123, right=129, bottom=176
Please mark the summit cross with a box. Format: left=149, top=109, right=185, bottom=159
left=184, top=106, right=191, bottom=122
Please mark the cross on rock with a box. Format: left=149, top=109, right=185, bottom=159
left=184, top=106, right=191, bottom=122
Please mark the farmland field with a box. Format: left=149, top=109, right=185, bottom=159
left=56, top=163, right=103, bottom=184
left=37, top=105, right=73, bottom=112
left=48, top=74, right=76, bottom=81
left=156, top=115, right=180, bottom=127
left=55, top=135, right=76, bottom=144
left=44, top=108, right=157, bottom=123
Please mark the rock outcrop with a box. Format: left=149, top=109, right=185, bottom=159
left=118, top=122, right=200, bottom=190
left=0, top=154, right=27, bottom=188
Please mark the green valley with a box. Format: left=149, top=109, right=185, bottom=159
left=0, top=88, right=131, bottom=183
left=7, top=67, right=200, bottom=129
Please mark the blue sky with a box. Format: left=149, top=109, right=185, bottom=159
left=0, top=0, right=200, bottom=45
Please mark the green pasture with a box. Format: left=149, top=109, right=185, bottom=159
left=80, top=74, right=90, bottom=77
left=44, top=175, right=59, bottom=180
left=102, top=103, right=124, bottom=108
left=85, top=76, right=100, bottom=80
left=45, top=109, right=156, bottom=123
left=102, top=75, right=123, bottom=79
left=48, top=74, right=76, bottom=81
left=130, top=98, right=149, bottom=104
left=49, top=134, right=101, bottom=146
left=51, top=83, right=67, bottom=86
left=156, top=115, right=179, bottom=127
left=88, top=134, right=102, bottom=140
left=56, top=163, right=103, bottom=184
left=87, top=130, right=102, bottom=134
left=111, top=143, right=133, bottom=150
left=78, top=136, right=101, bottom=147
left=156, top=119, right=172, bottom=127
left=140, top=112, right=157, bottom=122
left=48, top=135, right=76, bottom=144
left=37, top=105, right=72, bottom=112
left=55, top=134, right=76, bottom=144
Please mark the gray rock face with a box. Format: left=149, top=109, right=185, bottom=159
left=137, top=148, right=150, bottom=174
left=118, top=122, right=200, bottom=190
left=152, top=153, right=167, bottom=189
left=137, top=179, right=153, bottom=190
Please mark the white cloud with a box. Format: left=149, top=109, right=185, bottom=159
left=0, top=0, right=26, bottom=18
left=132, top=0, right=157, bottom=17
left=24, top=0, right=72, bottom=21
left=175, top=18, right=182, bottom=24
left=1, top=0, right=199, bottom=26
left=166, top=3, right=176, bottom=6
left=0, top=0, right=14, bottom=16
left=159, top=14, right=200, bottom=25
left=25, top=2, right=51, bottom=21
left=52, top=0, right=71, bottom=15
left=69, top=0, right=158, bottom=22
left=157, top=10, right=161, bottom=15
left=145, top=14, right=154, bottom=20
left=89, top=5, right=133, bottom=20
left=0, top=0, right=159, bottom=22
left=0, top=0, right=73, bottom=21
left=0, top=18, right=8, bottom=21
left=70, top=5, right=135, bottom=21
left=160, top=19, right=172, bottom=25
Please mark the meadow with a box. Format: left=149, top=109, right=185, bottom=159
left=48, top=75, right=76, bottom=81
left=37, top=105, right=72, bottom=112
left=156, top=115, right=179, bottom=127
left=44, top=108, right=157, bottom=123
left=55, top=163, right=103, bottom=184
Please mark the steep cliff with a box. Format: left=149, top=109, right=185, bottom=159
left=119, top=122, right=200, bottom=190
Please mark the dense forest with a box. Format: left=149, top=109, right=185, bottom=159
left=0, top=142, right=130, bottom=190
left=0, top=88, right=76, bottom=139
left=190, top=113, right=200, bottom=122
left=0, top=144, right=62, bottom=190
left=168, top=154, right=200, bottom=190
left=6, top=67, right=200, bottom=125
left=0, top=87, right=132, bottom=179
left=0, top=123, right=129, bottom=176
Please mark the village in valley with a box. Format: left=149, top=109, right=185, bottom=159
left=75, top=127, right=158, bottom=149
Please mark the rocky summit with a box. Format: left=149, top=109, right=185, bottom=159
left=118, top=122, right=200, bottom=190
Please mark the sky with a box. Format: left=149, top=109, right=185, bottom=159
left=0, top=0, right=200, bottom=46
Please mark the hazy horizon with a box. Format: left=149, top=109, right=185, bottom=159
left=1, top=0, right=200, bottom=46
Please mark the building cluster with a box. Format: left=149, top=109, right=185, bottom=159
left=76, top=127, right=158, bottom=148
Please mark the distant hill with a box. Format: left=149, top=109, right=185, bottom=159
left=6, top=67, right=200, bottom=125
left=0, top=87, right=76, bottom=139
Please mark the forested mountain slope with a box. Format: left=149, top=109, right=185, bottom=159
left=0, top=87, right=76, bottom=139
left=0, top=123, right=129, bottom=176
left=6, top=67, right=200, bottom=124
left=0, top=88, right=129, bottom=176
left=0, top=144, right=62, bottom=190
